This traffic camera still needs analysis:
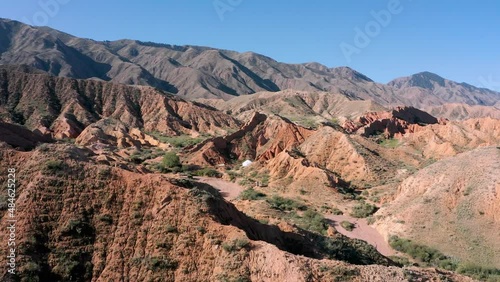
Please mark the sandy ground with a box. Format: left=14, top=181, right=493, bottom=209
left=194, top=177, right=394, bottom=256
left=194, top=177, right=245, bottom=200
left=325, top=214, right=394, bottom=256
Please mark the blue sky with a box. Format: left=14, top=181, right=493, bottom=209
left=1, top=0, right=499, bottom=88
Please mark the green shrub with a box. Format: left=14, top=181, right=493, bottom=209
left=389, top=255, right=412, bottom=266
left=98, top=214, right=113, bottom=225
left=227, top=171, right=240, bottom=182
left=350, top=203, right=378, bottom=218
left=162, top=152, right=181, bottom=169
left=222, top=238, right=251, bottom=252
left=165, top=224, right=178, bottom=233
left=44, top=160, right=64, bottom=173
left=192, top=167, right=221, bottom=177
left=340, top=221, right=355, bottom=231
left=240, top=188, right=266, bottom=200
left=388, top=236, right=464, bottom=271
left=295, top=210, right=328, bottom=234
left=456, top=263, right=500, bottom=280
left=148, top=257, right=178, bottom=270
left=331, top=208, right=344, bottom=215
left=267, top=196, right=306, bottom=211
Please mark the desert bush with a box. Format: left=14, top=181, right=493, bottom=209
left=148, top=257, right=178, bottom=270
left=165, top=224, right=178, bottom=233
left=389, top=255, right=412, bottom=266
left=456, top=263, right=500, bottom=281
left=340, top=221, right=355, bottom=231
left=331, top=207, right=344, bottom=215
left=267, top=196, right=306, bottom=211
left=222, top=238, right=251, bottom=252
left=192, top=167, right=221, bottom=177
left=240, top=188, right=266, bottom=200
left=98, top=214, right=113, bottom=225
left=44, top=160, right=64, bottom=173
left=162, top=152, right=181, bottom=169
left=350, top=203, right=378, bottom=218
left=295, top=210, right=328, bottom=234
left=227, top=171, right=240, bottom=182
left=388, top=236, right=461, bottom=270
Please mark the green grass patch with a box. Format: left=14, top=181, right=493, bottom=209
left=191, top=167, right=222, bottom=177
left=267, top=196, right=307, bottom=211
left=240, top=188, right=266, bottom=200
left=378, top=138, right=399, bottom=148
left=350, top=203, right=378, bottom=218
left=222, top=238, right=251, bottom=252
left=294, top=210, right=329, bottom=235
left=389, top=236, right=500, bottom=280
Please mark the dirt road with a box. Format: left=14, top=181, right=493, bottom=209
left=325, top=214, right=394, bottom=256
left=194, top=177, right=244, bottom=200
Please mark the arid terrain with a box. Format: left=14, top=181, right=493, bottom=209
left=0, top=18, right=499, bottom=282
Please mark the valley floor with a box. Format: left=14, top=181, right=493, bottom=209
left=197, top=176, right=395, bottom=258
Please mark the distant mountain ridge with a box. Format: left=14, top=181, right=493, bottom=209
left=0, top=18, right=499, bottom=110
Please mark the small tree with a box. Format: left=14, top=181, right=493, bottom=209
left=162, top=152, right=181, bottom=169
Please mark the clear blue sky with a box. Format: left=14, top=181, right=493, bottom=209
left=1, top=0, right=499, bottom=88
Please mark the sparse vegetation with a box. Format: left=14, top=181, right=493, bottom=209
left=389, top=255, right=412, bottom=266
left=389, top=236, right=500, bottom=280
left=98, top=214, right=113, bottom=225
left=340, top=221, right=355, bottom=231
left=44, top=160, right=64, bottom=173
left=160, top=151, right=181, bottom=172
left=191, top=167, right=222, bottom=177
left=267, top=196, right=306, bottom=211
left=148, top=132, right=206, bottom=148
left=240, top=188, right=266, bottom=200
left=294, top=210, right=328, bottom=234
left=389, top=236, right=450, bottom=266
left=222, top=238, right=251, bottom=252
left=129, top=148, right=163, bottom=164
left=350, top=203, right=378, bottom=218
left=148, top=256, right=178, bottom=270
left=378, top=138, right=399, bottom=148
left=331, top=207, right=344, bottom=215
left=165, top=224, right=178, bottom=233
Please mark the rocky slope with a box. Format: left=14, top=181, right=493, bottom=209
left=0, top=66, right=240, bottom=139
left=374, top=147, right=500, bottom=268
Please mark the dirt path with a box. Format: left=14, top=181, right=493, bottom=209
left=324, top=214, right=394, bottom=257
left=195, top=177, right=244, bottom=200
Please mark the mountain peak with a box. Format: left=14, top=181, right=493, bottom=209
left=389, top=71, right=446, bottom=90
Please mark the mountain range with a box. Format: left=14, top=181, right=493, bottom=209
left=0, top=18, right=499, bottom=113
